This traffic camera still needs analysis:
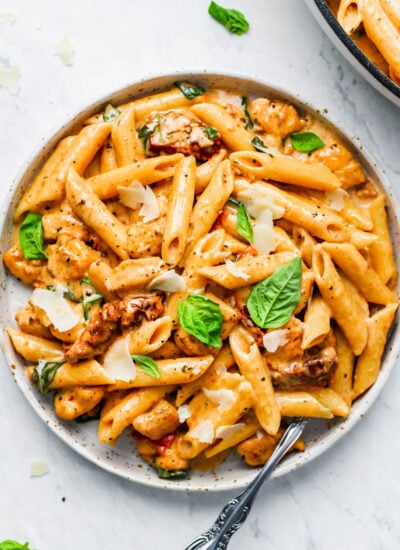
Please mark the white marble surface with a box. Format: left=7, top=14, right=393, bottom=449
left=0, top=1, right=400, bottom=548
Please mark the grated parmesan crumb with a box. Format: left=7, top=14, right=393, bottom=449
left=30, top=459, right=49, bottom=477
left=0, top=63, right=20, bottom=94
left=54, top=35, right=75, bottom=66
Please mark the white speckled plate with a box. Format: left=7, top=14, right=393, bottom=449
left=1, top=71, right=399, bottom=491
left=304, top=0, right=400, bottom=107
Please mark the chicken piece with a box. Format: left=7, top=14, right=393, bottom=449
left=133, top=399, right=180, bottom=441
left=47, top=235, right=101, bottom=281
left=154, top=444, right=190, bottom=472
left=248, top=98, right=304, bottom=138
left=174, top=327, right=213, bottom=356
left=310, top=142, right=366, bottom=188
left=54, top=386, right=105, bottom=421
left=237, top=429, right=305, bottom=466
left=15, top=305, right=52, bottom=338
left=65, top=293, right=164, bottom=362
left=3, top=244, right=53, bottom=287
left=144, top=110, right=221, bottom=160
left=41, top=200, right=89, bottom=241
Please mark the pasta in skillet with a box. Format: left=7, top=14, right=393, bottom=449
left=4, top=80, right=398, bottom=478
left=329, top=0, right=400, bottom=84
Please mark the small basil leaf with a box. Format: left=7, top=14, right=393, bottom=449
left=237, top=203, right=254, bottom=244
left=247, top=257, right=302, bottom=329
left=173, top=81, right=205, bottom=99
left=103, top=103, right=121, bottom=123
left=19, top=212, right=48, bottom=260
left=132, top=355, right=160, bottom=379
left=208, top=1, right=249, bottom=35
left=251, top=136, right=272, bottom=155
left=137, top=114, right=165, bottom=152
left=0, top=541, right=32, bottom=550
left=241, top=96, right=254, bottom=129
left=289, top=132, right=325, bottom=153
left=227, top=197, right=241, bottom=208
left=32, top=360, right=65, bottom=394
left=177, top=295, right=223, bottom=348
left=204, top=125, right=218, bottom=139
left=150, top=462, right=190, bottom=479
left=81, top=279, right=103, bottom=321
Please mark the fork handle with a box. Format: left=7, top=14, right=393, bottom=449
left=184, top=419, right=307, bottom=550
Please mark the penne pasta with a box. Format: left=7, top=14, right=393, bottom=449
left=5, top=82, right=398, bottom=478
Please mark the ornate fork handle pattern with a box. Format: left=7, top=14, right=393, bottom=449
left=184, top=418, right=307, bottom=550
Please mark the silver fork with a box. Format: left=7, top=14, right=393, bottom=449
left=184, top=418, right=307, bottom=550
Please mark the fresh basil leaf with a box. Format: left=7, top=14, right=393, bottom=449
left=81, top=279, right=103, bottom=321
left=0, top=541, right=32, bottom=550
left=204, top=125, right=218, bottom=139
left=32, top=360, right=65, bottom=394
left=173, top=81, right=205, bottom=99
left=137, top=114, right=165, bottom=152
left=103, top=103, right=121, bottom=123
left=247, top=257, right=302, bottom=329
left=208, top=1, right=249, bottom=35
left=132, top=355, right=160, bottom=379
left=178, top=295, right=223, bottom=348
left=241, top=96, right=254, bottom=129
left=289, top=131, right=324, bottom=153
left=18, top=212, right=48, bottom=260
left=237, top=203, right=254, bottom=244
left=150, top=462, right=189, bottom=479
left=251, top=136, right=272, bottom=155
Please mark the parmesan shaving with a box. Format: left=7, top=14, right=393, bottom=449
left=215, top=423, right=245, bottom=440
left=30, top=287, right=80, bottom=332
left=0, top=63, right=20, bottom=94
left=236, top=185, right=285, bottom=220
left=203, top=388, right=237, bottom=411
left=30, top=460, right=49, bottom=477
left=177, top=404, right=191, bottom=423
left=118, top=181, right=159, bottom=222
left=325, top=188, right=349, bottom=211
left=253, top=208, right=275, bottom=255
left=149, top=269, right=186, bottom=292
left=103, top=335, right=136, bottom=382
left=225, top=259, right=250, bottom=281
left=190, top=420, right=214, bottom=443
left=262, top=329, right=289, bottom=352
left=54, top=35, right=75, bottom=66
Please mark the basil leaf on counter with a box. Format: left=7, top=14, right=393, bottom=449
left=208, top=1, right=249, bottom=35
left=237, top=203, right=254, bottom=244
left=150, top=462, right=189, bottom=479
left=177, top=295, right=223, bottom=348
left=0, top=541, right=32, bottom=550
left=103, top=103, right=121, bottom=123
left=19, top=212, right=48, bottom=260
left=32, top=360, right=65, bottom=394
left=289, top=131, right=324, bottom=153
left=132, top=355, right=160, bottom=379
left=247, top=257, right=302, bottom=329
left=174, top=81, right=205, bottom=99
left=204, top=125, right=218, bottom=139
left=241, top=96, right=254, bottom=129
